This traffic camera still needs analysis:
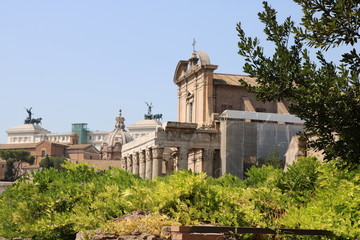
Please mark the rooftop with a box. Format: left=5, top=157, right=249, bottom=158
left=213, top=73, right=257, bottom=87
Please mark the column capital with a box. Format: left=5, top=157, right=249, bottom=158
left=145, top=148, right=153, bottom=160
left=152, top=146, right=164, bottom=158
left=151, top=146, right=164, bottom=179
left=133, top=152, right=139, bottom=164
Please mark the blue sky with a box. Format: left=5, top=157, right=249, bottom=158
left=0, top=1, right=313, bottom=143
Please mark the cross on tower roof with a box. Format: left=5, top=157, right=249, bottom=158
left=192, top=38, right=196, bottom=52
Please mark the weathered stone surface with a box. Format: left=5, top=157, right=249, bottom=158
left=93, top=233, right=118, bottom=240
left=76, top=231, right=158, bottom=240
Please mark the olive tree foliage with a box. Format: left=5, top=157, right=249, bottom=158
left=0, top=150, right=35, bottom=181
left=236, top=0, right=360, bottom=167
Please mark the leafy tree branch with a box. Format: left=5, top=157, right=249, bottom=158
left=237, top=0, right=360, bottom=167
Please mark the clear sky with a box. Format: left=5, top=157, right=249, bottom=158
left=0, top=0, right=307, bottom=143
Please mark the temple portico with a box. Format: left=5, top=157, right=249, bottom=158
left=121, top=121, right=220, bottom=179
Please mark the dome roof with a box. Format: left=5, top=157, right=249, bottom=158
left=103, top=129, right=133, bottom=146
left=103, top=110, right=133, bottom=146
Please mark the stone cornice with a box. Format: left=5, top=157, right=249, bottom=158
left=174, top=64, right=218, bottom=85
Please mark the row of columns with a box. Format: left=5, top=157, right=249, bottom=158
left=122, top=146, right=214, bottom=179
left=179, top=148, right=214, bottom=176
left=122, top=146, right=164, bottom=179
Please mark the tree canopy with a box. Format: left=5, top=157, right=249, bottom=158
left=39, top=155, right=66, bottom=170
left=0, top=150, right=35, bottom=181
left=237, top=0, right=360, bottom=167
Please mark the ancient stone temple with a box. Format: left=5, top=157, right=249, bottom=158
left=122, top=121, right=220, bottom=179
left=121, top=50, right=304, bottom=179
left=100, top=110, right=134, bottom=160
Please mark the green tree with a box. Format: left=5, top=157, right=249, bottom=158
left=264, top=145, right=283, bottom=169
left=39, top=155, right=66, bottom=170
left=236, top=0, right=360, bottom=167
left=40, top=154, right=52, bottom=169
left=0, top=150, right=35, bottom=181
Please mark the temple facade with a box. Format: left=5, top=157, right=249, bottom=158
left=119, top=50, right=304, bottom=179
left=122, top=122, right=220, bottom=179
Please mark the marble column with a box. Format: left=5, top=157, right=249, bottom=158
left=127, top=155, right=133, bottom=173
left=171, top=150, right=179, bottom=172
left=203, top=149, right=214, bottom=177
left=132, top=152, right=139, bottom=175
left=145, top=148, right=153, bottom=179
left=195, top=149, right=203, bottom=173
left=188, top=149, right=196, bottom=172
left=152, top=146, right=164, bottom=179
left=178, top=147, right=188, bottom=170
left=121, top=157, right=127, bottom=171
left=139, top=150, right=146, bottom=179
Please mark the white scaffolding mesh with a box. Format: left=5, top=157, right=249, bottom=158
left=220, top=110, right=304, bottom=178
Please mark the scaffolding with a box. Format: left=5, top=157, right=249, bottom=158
left=72, top=123, right=89, bottom=144
left=220, top=110, right=304, bottom=178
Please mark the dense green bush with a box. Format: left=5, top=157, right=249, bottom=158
left=244, top=164, right=282, bottom=188
left=0, top=163, right=141, bottom=240
left=280, top=161, right=360, bottom=239
left=0, top=157, right=358, bottom=239
left=277, top=157, right=321, bottom=204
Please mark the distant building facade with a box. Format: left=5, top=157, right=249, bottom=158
left=6, top=123, right=108, bottom=149
left=6, top=117, right=161, bottom=150
left=127, top=120, right=161, bottom=139
left=0, top=140, right=101, bottom=179
left=1, top=109, right=162, bottom=179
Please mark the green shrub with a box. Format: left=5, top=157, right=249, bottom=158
left=120, top=170, right=247, bottom=226
left=0, top=159, right=358, bottom=239
left=101, top=213, right=180, bottom=237
left=244, top=164, right=282, bottom=188
left=0, top=162, right=141, bottom=240
left=277, top=157, right=321, bottom=204
left=279, top=161, right=360, bottom=239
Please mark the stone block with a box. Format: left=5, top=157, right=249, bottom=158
left=171, top=233, right=224, bottom=240
left=167, top=226, right=191, bottom=233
